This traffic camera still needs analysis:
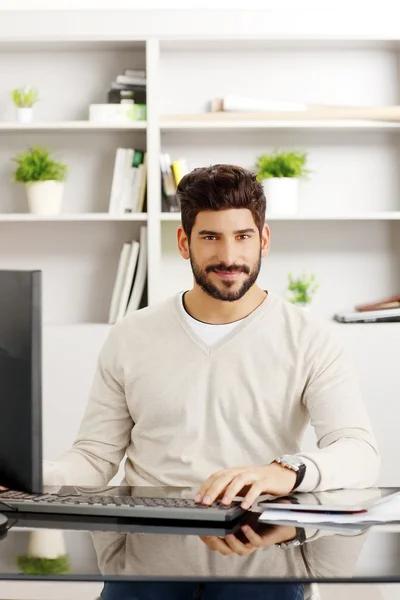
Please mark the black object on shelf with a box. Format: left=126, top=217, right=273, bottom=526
left=108, top=84, right=146, bottom=105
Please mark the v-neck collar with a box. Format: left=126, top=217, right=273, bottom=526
left=174, top=290, right=274, bottom=356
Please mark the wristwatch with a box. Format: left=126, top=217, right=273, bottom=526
left=274, top=455, right=307, bottom=491
left=276, top=526, right=306, bottom=550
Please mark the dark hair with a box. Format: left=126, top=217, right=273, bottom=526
left=176, top=164, right=266, bottom=240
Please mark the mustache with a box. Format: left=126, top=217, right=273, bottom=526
left=206, top=264, right=250, bottom=275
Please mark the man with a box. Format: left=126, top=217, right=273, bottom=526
left=43, top=164, right=379, bottom=598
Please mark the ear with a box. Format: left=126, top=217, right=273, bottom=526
left=177, top=226, right=190, bottom=260
left=260, top=224, right=270, bottom=258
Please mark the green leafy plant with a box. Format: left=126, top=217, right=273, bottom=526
left=11, top=85, right=39, bottom=108
left=287, top=270, right=319, bottom=305
left=16, top=554, right=70, bottom=576
left=11, top=146, right=68, bottom=183
left=254, top=150, right=309, bottom=180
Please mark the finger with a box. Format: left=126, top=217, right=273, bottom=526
left=221, top=472, right=257, bottom=506
left=224, top=534, right=256, bottom=556
left=200, top=473, right=236, bottom=505
left=200, top=536, right=235, bottom=556
left=195, top=471, right=228, bottom=502
left=0, top=487, right=7, bottom=492
left=241, top=481, right=266, bottom=509
left=240, top=525, right=265, bottom=548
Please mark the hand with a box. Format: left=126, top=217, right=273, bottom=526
left=195, top=462, right=296, bottom=509
left=200, top=523, right=297, bottom=557
left=0, top=487, right=7, bottom=492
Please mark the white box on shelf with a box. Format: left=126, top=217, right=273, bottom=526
left=88, top=103, right=146, bottom=123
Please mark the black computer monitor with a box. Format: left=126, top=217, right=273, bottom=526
left=0, top=270, right=42, bottom=493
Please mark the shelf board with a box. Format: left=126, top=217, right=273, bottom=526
left=160, top=212, right=400, bottom=221
left=0, top=213, right=147, bottom=222
left=0, top=121, right=146, bottom=131
left=160, top=118, right=400, bottom=132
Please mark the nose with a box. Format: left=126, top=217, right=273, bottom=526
left=216, top=239, right=236, bottom=267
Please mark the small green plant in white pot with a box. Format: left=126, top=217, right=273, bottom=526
left=11, top=146, right=68, bottom=215
left=286, top=270, right=319, bottom=310
left=11, top=85, right=39, bottom=124
left=254, top=150, right=309, bottom=216
left=17, top=529, right=70, bottom=576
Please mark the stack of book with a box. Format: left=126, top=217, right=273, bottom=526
left=108, top=226, right=147, bottom=324
left=160, top=153, right=190, bottom=212
left=108, top=148, right=147, bottom=215
left=108, top=68, right=146, bottom=120
left=89, top=69, right=146, bottom=123
left=333, top=294, right=400, bottom=323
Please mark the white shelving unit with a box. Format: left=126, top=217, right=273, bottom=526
left=160, top=211, right=400, bottom=221
left=1, top=34, right=400, bottom=324
left=155, top=38, right=400, bottom=320
left=0, top=121, right=146, bottom=131
left=0, top=38, right=148, bottom=325
left=0, top=213, right=148, bottom=221
left=160, top=118, right=400, bottom=131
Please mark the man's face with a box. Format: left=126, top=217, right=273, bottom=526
left=178, top=209, right=270, bottom=302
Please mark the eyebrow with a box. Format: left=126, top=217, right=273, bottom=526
left=197, top=228, right=256, bottom=236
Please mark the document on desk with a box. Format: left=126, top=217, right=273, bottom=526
left=259, top=494, right=400, bottom=525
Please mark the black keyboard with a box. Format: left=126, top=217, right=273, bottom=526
left=0, top=490, right=245, bottom=522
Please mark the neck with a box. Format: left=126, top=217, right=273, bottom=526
left=183, top=284, right=267, bottom=325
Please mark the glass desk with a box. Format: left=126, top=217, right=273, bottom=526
left=1, top=487, right=400, bottom=599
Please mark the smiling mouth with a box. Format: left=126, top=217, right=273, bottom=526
left=212, top=270, right=243, bottom=280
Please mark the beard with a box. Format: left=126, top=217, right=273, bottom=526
left=189, top=250, right=262, bottom=302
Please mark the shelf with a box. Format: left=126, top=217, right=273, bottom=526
left=160, top=118, right=400, bottom=132
left=0, top=121, right=146, bottom=132
left=160, top=212, right=400, bottom=221
left=0, top=213, right=148, bottom=222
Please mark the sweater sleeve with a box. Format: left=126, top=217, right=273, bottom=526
left=295, top=324, right=380, bottom=493
left=43, top=325, right=133, bottom=487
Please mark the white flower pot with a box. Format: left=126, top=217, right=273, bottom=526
left=16, top=107, right=33, bottom=124
left=28, top=530, right=66, bottom=559
left=26, top=181, right=64, bottom=215
left=262, top=178, right=299, bottom=216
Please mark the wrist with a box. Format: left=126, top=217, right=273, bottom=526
left=268, top=461, right=297, bottom=493
left=276, top=527, right=306, bottom=550
left=273, top=455, right=307, bottom=491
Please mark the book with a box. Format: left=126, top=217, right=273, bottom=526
left=171, top=158, right=190, bottom=185
left=108, top=148, right=127, bottom=214
left=136, top=153, right=147, bottom=213
left=126, top=226, right=147, bottom=315
left=108, top=242, right=132, bottom=324
left=355, top=294, right=400, bottom=312
left=108, top=149, right=147, bottom=215
left=115, top=240, right=140, bottom=322
left=119, top=149, right=135, bottom=214
left=162, top=105, right=400, bottom=123
left=160, top=153, right=179, bottom=212
left=116, top=74, right=147, bottom=86
left=210, top=95, right=308, bottom=113
left=123, top=68, right=146, bottom=79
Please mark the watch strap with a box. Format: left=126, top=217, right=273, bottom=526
left=274, top=456, right=306, bottom=491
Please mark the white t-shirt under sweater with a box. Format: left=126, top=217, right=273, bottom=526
left=178, top=291, right=242, bottom=345
left=44, top=291, right=380, bottom=493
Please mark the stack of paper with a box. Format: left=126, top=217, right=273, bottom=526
left=259, top=493, right=400, bottom=526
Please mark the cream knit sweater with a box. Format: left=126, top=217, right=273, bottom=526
left=44, top=291, right=380, bottom=492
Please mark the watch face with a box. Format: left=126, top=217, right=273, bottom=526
left=281, top=455, right=304, bottom=468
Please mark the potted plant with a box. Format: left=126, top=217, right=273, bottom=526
left=17, top=529, right=70, bottom=576
left=11, top=146, right=68, bottom=215
left=11, top=85, right=39, bottom=123
left=254, top=150, right=309, bottom=215
left=286, top=270, right=319, bottom=309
